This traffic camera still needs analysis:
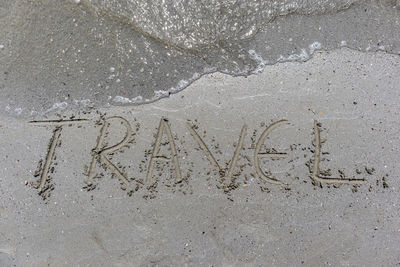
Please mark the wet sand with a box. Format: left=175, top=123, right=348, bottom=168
left=1, top=0, right=400, bottom=117
left=0, top=49, right=399, bottom=266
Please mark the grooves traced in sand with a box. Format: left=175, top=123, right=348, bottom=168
left=254, top=120, right=289, bottom=185
left=187, top=123, right=247, bottom=185
left=146, top=118, right=182, bottom=187
left=28, top=119, right=89, bottom=194
left=311, top=120, right=365, bottom=186
left=86, top=116, right=133, bottom=190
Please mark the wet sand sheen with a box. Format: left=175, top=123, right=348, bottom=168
left=1, top=0, right=400, bottom=117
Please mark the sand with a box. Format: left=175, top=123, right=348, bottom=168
left=0, top=49, right=400, bottom=266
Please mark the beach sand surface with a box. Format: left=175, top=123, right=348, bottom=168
left=0, top=49, right=399, bottom=266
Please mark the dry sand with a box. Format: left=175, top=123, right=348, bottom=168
left=0, top=49, right=400, bottom=266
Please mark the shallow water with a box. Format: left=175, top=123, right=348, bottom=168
left=0, top=0, right=399, bottom=117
